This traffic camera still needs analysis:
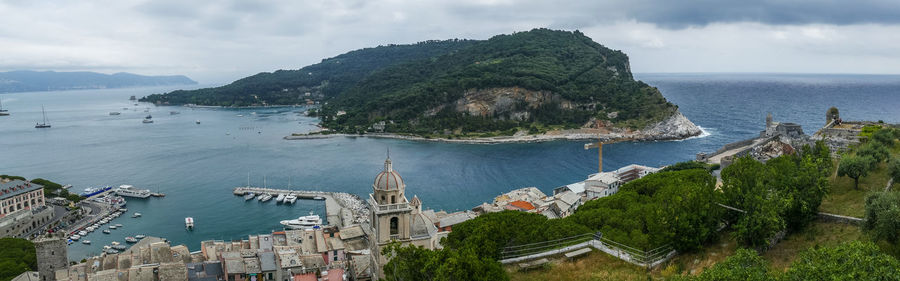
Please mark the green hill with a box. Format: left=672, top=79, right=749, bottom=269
left=143, top=29, right=690, bottom=138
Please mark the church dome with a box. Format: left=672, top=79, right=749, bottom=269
left=373, top=157, right=405, bottom=191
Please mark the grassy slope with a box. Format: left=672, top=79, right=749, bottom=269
left=820, top=140, right=899, bottom=217
left=508, top=221, right=864, bottom=281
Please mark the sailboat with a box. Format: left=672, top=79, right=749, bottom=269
left=35, top=106, right=51, bottom=128
left=142, top=114, right=153, bottom=124
left=0, top=98, right=9, bottom=116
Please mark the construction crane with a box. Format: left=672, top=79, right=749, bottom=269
left=584, top=139, right=608, bottom=174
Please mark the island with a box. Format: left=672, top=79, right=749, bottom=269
left=142, top=29, right=701, bottom=142
left=0, top=71, right=197, bottom=93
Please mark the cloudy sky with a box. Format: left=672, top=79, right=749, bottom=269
left=2, top=0, right=900, bottom=84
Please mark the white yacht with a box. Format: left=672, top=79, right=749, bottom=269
left=275, top=194, right=286, bottom=203
left=258, top=194, right=273, bottom=202
left=283, top=194, right=297, bottom=204
left=279, top=213, right=322, bottom=230
left=244, top=193, right=256, bottom=201
left=115, top=185, right=151, bottom=198
left=185, top=217, right=195, bottom=230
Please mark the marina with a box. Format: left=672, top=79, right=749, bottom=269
left=232, top=187, right=366, bottom=228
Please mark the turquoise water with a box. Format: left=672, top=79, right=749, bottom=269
left=1, top=74, right=898, bottom=261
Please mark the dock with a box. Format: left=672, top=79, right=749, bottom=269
left=232, top=187, right=368, bottom=228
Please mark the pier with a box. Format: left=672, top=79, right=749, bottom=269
left=232, top=187, right=369, bottom=228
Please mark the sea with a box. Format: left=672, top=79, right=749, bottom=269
left=0, top=73, right=898, bottom=261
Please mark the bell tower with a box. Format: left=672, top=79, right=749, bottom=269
left=369, top=155, right=412, bottom=243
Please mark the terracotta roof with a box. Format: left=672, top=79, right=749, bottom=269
left=507, top=200, right=535, bottom=211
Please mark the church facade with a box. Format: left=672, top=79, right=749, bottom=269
left=367, top=156, right=441, bottom=275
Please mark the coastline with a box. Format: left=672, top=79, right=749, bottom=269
left=285, top=111, right=704, bottom=144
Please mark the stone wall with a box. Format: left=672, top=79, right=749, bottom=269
left=0, top=206, right=54, bottom=239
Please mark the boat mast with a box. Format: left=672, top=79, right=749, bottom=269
left=264, top=175, right=267, bottom=189
left=247, top=172, right=250, bottom=187
left=42, top=105, right=48, bottom=124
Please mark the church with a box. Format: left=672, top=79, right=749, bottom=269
left=367, top=155, right=443, bottom=273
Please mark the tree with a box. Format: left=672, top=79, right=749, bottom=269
left=872, top=128, right=896, bottom=145
left=838, top=155, right=876, bottom=190
left=857, top=142, right=890, bottom=163
left=782, top=241, right=900, bottom=281
left=691, top=249, right=773, bottom=281
left=890, top=157, right=900, bottom=186
left=863, top=192, right=900, bottom=245
left=382, top=242, right=508, bottom=281
left=0, top=238, right=36, bottom=281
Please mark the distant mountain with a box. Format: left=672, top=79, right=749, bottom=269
left=0, top=71, right=197, bottom=93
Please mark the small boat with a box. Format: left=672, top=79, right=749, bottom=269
left=119, top=208, right=128, bottom=212
left=195, top=120, right=201, bottom=124
left=115, top=224, right=123, bottom=228
left=111, top=241, right=120, bottom=245
left=135, top=234, right=146, bottom=239
left=284, top=194, right=297, bottom=204
left=112, top=245, right=127, bottom=250
left=82, top=240, right=91, bottom=244
left=109, top=225, right=117, bottom=230
left=142, top=114, right=153, bottom=124
left=106, top=249, right=119, bottom=254
left=142, top=119, right=153, bottom=124
left=313, top=196, right=325, bottom=200
left=109, top=112, right=121, bottom=115
left=132, top=213, right=141, bottom=218
left=70, top=235, right=80, bottom=241
left=237, top=114, right=244, bottom=117
left=275, top=194, right=285, bottom=203
left=78, top=231, right=87, bottom=236
left=125, top=237, right=138, bottom=243
left=0, top=98, right=9, bottom=116
left=102, top=230, right=110, bottom=234
left=185, top=217, right=194, bottom=230
left=244, top=193, right=255, bottom=201
left=35, top=105, right=51, bottom=128
left=169, top=111, right=180, bottom=115
left=258, top=194, right=273, bottom=202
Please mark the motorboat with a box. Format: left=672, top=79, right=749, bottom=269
left=258, top=194, right=273, bottom=202
left=283, top=194, right=297, bottom=204
left=111, top=241, right=120, bottom=246
left=185, top=217, right=194, bottom=230
left=132, top=213, right=142, bottom=218
left=275, top=194, right=286, bottom=203
left=115, top=224, right=123, bottom=228
left=82, top=240, right=91, bottom=244
left=102, top=230, right=110, bottom=234
left=109, top=112, right=121, bottom=115
left=70, top=235, right=80, bottom=241
left=112, top=245, right=127, bottom=250
left=106, top=249, right=119, bottom=254
left=115, top=185, right=151, bottom=198
left=78, top=231, right=87, bottom=236
left=125, top=237, right=138, bottom=243
left=109, top=225, right=117, bottom=230
left=243, top=193, right=255, bottom=201
left=195, top=120, right=201, bottom=124
left=279, top=212, right=322, bottom=230
left=135, top=234, right=146, bottom=239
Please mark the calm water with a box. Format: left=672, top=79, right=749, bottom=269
left=1, top=74, right=898, bottom=260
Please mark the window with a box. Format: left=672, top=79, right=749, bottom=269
left=390, top=217, right=399, bottom=236
left=381, top=195, right=385, bottom=204
left=391, top=195, right=396, bottom=204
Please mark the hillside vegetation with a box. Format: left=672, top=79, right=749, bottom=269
left=142, top=29, right=684, bottom=136
left=0, top=71, right=195, bottom=93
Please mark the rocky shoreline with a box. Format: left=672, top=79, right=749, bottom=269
left=285, top=110, right=703, bottom=144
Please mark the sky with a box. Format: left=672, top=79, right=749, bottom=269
left=2, top=0, right=900, bottom=84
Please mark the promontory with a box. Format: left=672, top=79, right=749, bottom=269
left=141, top=28, right=702, bottom=142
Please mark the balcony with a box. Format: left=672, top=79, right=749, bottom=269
left=368, top=195, right=412, bottom=214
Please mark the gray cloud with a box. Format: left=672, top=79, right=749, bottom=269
left=1, top=0, right=900, bottom=83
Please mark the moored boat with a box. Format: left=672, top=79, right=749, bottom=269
left=279, top=212, right=322, bottom=230
left=243, top=193, right=255, bottom=201
left=82, top=240, right=91, bottom=244
left=115, top=185, right=151, bottom=198
left=275, top=194, right=285, bottom=203
left=185, top=217, right=194, bottom=230
left=125, top=237, right=138, bottom=243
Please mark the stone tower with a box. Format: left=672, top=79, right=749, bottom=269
left=34, top=235, right=68, bottom=281
left=370, top=156, right=412, bottom=244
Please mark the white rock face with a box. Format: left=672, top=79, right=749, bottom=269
left=638, top=111, right=702, bottom=140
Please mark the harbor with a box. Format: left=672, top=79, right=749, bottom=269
left=232, top=187, right=369, bottom=228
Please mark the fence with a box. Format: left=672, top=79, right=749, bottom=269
left=498, top=232, right=676, bottom=269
